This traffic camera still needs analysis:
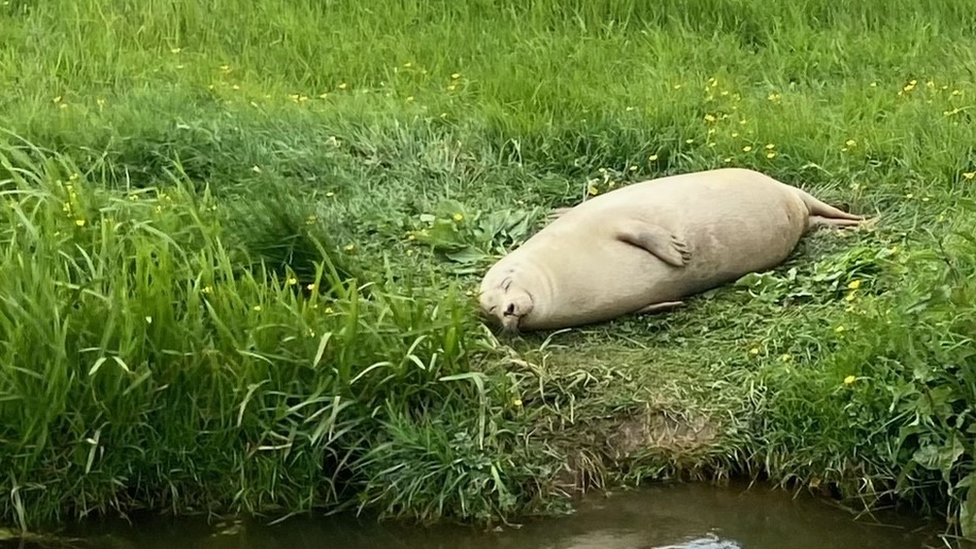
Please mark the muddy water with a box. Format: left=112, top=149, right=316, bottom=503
left=9, top=481, right=957, bottom=549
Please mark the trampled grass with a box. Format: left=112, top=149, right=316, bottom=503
left=3, top=0, right=976, bottom=541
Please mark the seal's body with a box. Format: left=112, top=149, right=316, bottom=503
left=478, top=168, right=866, bottom=332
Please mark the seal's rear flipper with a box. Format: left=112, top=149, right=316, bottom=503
left=617, top=222, right=692, bottom=268
left=635, top=300, right=684, bottom=314
left=807, top=215, right=865, bottom=230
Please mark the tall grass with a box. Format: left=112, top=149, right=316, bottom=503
left=4, top=0, right=976, bottom=541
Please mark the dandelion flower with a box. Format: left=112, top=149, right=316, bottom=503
left=780, top=354, right=792, bottom=362
left=963, top=172, right=975, bottom=180
left=305, top=215, right=317, bottom=225
left=952, top=89, right=962, bottom=96
left=848, top=280, right=862, bottom=290
left=846, top=139, right=857, bottom=147
left=723, top=157, right=732, bottom=163
left=325, top=307, right=334, bottom=314
left=588, top=184, right=599, bottom=196
left=648, top=154, right=659, bottom=162
left=685, top=138, right=694, bottom=144
left=338, top=82, right=348, bottom=90
left=835, top=325, right=846, bottom=333
left=202, top=286, right=213, bottom=294
left=404, top=62, right=412, bottom=68
left=325, top=191, right=335, bottom=198
left=743, top=145, right=753, bottom=152
left=451, top=73, right=461, bottom=79
left=844, top=375, right=856, bottom=385
left=731, top=132, right=739, bottom=138
left=766, top=151, right=776, bottom=159
left=170, top=47, right=182, bottom=54
left=251, top=165, right=262, bottom=173
left=253, top=305, right=262, bottom=311
left=629, top=165, right=638, bottom=171
left=53, top=96, right=62, bottom=103
left=750, top=347, right=760, bottom=355
left=406, top=96, right=415, bottom=102
left=287, top=277, right=298, bottom=285
left=673, top=83, right=682, bottom=89
left=870, top=82, right=877, bottom=87
left=703, top=114, right=716, bottom=122
left=512, top=398, right=523, bottom=407
left=344, top=244, right=355, bottom=252
left=74, top=219, right=86, bottom=227
left=306, top=283, right=316, bottom=291
left=452, top=213, right=464, bottom=222
left=447, top=84, right=456, bottom=91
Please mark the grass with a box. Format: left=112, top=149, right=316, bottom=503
left=3, top=0, right=976, bottom=542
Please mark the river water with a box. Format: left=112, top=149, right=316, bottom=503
left=6, top=481, right=962, bottom=549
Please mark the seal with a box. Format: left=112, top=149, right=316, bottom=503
left=478, top=167, right=868, bottom=332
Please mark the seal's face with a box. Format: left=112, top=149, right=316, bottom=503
left=478, top=276, right=534, bottom=333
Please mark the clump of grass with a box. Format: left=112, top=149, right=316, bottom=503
left=0, top=135, right=558, bottom=531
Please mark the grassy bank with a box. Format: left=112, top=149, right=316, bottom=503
left=3, top=0, right=976, bottom=540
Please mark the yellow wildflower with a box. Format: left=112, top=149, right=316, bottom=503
left=253, top=305, right=262, bottom=311
left=447, top=84, right=457, bottom=91
left=846, top=139, right=857, bottom=147
left=766, top=152, right=776, bottom=159
left=848, top=280, right=862, bottom=290
left=648, top=154, right=659, bottom=162
left=723, top=157, right=732, bottom=163
left=452, top=213, right=464, bottom=222
left=202, top=286, right=213, bottom=294
left=703, top=114, right=716, bottom=123
left=844, top=375, right=856, bottom=385
left=287, top=277, right=298, bottom=285
left=685, top=138, right=694, bottom=144
left=835, top=325, right=846, bottom=333
left=338, top=82, right=348, bottom=90
left=963, top=172, right=975, bottom=180
left=845, top=291, right=857, bottom=302
left=451, top=73, right=461, bottom=79
left=512, top=398, right=523, bottom=407
left=251, top=165, right=262, bottom=173
left=406, top=96, right=415, bottom=102
left=325, top=191, right=335, bottom=198
left=306, top=283, right=316, bottom=291
left=743, top=145, right=753, bottom=152
left=765, top=143, right=775, bottom=150
left=344, top=244, right=355, bottom=252
left=170, top=47, right=182, bottom=54
left=750, top=347, right=760, bottom=355
left=588, top=184, right=599, bottom=196
left=74, top=219, right=86, bottom=227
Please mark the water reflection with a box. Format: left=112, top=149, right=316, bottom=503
left=10, top=481, right=947, bottom=549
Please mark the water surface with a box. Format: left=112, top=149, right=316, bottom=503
left=9, top=481, right=955, bottom=549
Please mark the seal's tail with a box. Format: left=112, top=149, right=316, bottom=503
left=795, top=188, right=865, bottom=222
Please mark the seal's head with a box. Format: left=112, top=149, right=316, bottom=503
left=478, top=275, right=535, bottom=333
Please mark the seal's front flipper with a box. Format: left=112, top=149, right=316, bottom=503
left=547, top=207, right=574, bottom=222
left=635, top=300, right=684, bottom=314
left=617, top=222, right=692, bottom=267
